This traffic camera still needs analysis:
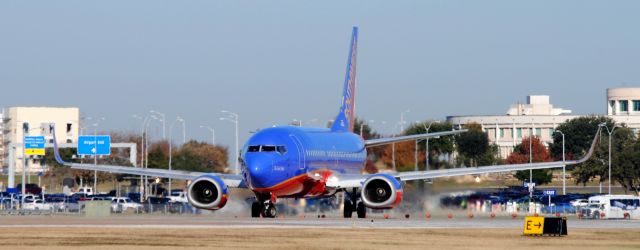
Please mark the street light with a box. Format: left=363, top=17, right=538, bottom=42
left=150, top=110, right=166, bottom=139
left=600, top=123, right=620, bottom=195
left=221, top=110, right=239, bottom=174
left=132, top=115, right=149, bottom=199
left=91, top=117, right=106, bottom=194
left=168, top=116, right=185, bottom=197
left=360, top=120, right=374, bottom=137
left=200, top=125, right=215, bottom=145
left=528, top=121, right=534, bottom=213
left=419, top=121, right=440, bottom=172
left=554, top=130, right=566, bottom=195
left=400, top=109, right=410, bottom=133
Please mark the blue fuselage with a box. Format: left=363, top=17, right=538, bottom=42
left=241, top=126, right=366, bottom=196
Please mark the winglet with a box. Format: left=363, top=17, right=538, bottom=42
left=571, top=126, right=602, bottom=165
left=50, top=123, right=68, bottom=165
left=331, top=26, right=358, bottom=132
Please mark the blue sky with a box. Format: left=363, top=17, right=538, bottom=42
left=1, top=1, right=638, bottom=148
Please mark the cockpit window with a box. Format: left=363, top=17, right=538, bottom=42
left=248, top=145, right=286, bottom=154
left=277, top=146, right=287, bottom=154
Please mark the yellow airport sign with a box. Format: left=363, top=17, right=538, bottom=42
left=25, top=148, right=45, bottom=156
left=523, top=216, right=545, bottom=235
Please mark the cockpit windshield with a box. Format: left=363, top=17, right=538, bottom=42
left=247, top=145, right=287, bottom=154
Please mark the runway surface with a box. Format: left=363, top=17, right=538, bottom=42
left=1, top=215, right=639, bottom=249
left=0, top=214, right=638, bottom=229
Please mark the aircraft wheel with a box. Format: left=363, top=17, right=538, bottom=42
left=251, top=202, right=261, bottom=218
left=356, top=202, right=366, bottom=218
left=343, top=200, right=353, bottom=218
left=263, top=203, right=277, bottom=218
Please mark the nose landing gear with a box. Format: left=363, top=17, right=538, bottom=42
left=251, top=193, right=278, bottom=218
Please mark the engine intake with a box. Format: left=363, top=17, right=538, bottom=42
left=361, top=174, right=403, bottom=209
left=187, top=175, right=229, bottom=210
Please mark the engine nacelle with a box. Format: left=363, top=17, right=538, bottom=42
left=187, top=175, right=229, bottom=210
left=361, top=174, right=403, bottom=209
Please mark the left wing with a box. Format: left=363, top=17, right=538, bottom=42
left=329, top=126, right=601, bottom=189
left=50, top=124, right=245, bottom=188
left=364, top=129, right=468, bottom=148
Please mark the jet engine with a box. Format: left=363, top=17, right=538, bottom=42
left=361, top=174, right=403, bottom=209
left=186, top=175, right=229, bottom=210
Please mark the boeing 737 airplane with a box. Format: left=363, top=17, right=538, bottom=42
left=53, top=27, right=601, bottom=218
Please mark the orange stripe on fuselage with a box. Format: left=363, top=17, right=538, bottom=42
left=251, top=170, right=332, bottom=197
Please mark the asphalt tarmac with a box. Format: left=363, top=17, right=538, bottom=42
left=0, top=214, right=638, bottom=229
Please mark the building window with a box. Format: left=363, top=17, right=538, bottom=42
left=536, top=128, right=542, bottom=136
left=633, top=101, right=640, bottom=112
left=549, top=128, right=554, bottom=137
left=620, top=100, right=628, bottom=112
left=516, top=128, right=522, bottom=138
left=499, top=128, right=504, bottom=138
left=610, top=100, right=615, bottom=112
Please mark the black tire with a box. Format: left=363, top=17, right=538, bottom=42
left=343, top=200, right=353, bottom=218
left=593, top=211, right=600, bottom=220
left=263, top=203, right=277, bottom=218
left=251, top=202, right=261, bottom=218
left=357, top=202, right=366, bottom=218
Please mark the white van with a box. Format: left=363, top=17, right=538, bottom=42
left=76, top=187, right=94, bottom=196
left=587, top=195, right=640, bottom=219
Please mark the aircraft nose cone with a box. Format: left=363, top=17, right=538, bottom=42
left=245, top=154, right=273, bottom=188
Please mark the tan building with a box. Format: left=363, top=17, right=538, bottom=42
left=448, top=88, right=640, bottom=159
left=3, top=107, right=80, bottom=173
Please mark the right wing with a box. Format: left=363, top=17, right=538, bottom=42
left=50, top=124, right=245, bottom=188
left=328, top=126, right=602, bottom=188
left=364, top=129, right=467, bottom=148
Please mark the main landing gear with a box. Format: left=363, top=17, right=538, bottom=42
left=343, top=188, right=366, bottom=219
left=252, top=194, right=277, bottom=218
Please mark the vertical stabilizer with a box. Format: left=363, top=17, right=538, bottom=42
left=331, top=26, right=358, bottom=132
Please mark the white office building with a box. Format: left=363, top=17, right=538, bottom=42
left=448, top=88, right=640, bottom=159
left=2, top=107, right=80, bottom=173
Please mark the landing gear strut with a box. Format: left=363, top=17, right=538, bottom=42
left=252, top=193, right=277, bottom=218
left=343, top=188, right=366, bottom=219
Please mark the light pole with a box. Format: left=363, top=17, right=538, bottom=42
left=420, top=121, right=440, bottom=171
left=528, top=122, right=534, bottom=213
left=600, top=123, right=620, bottom=195
left=221, top=110, right=239, bottom=174
left=168, top=117, right=185, bottom=196
left=200, top=125, right=215, bottom=145
left=150, top=110, right=166, bottom=139
left=360, top=120, right=374, bottom=137
left=91, top=117, right=106, bottom=194
left=400, top=109, right=410, bottom=133
left=132, top=115, right=149, bottom=199
left=554, top=130, right=566, bottom=195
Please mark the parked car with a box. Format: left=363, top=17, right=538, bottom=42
left=168, top=191, right=187, bottom=203
left=75, top=187, right=94, bottom=196
left=23, top=199, right=53, bottom=211
left=0, top=197, right=18, bottom=209
left=111, top=197, right=143, bottom=213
